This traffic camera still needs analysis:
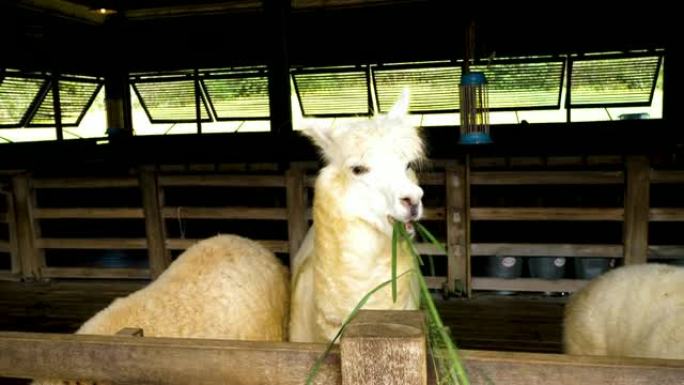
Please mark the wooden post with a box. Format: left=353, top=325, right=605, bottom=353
left=6, top=188, right=21, bottom=277
left=340, top=310, right=427, bottom=385
left=286, top=163, right=308, bottom=263
left=445, top=159, right=470, bottom=296
left=139, top=167, right=170, bottom=279
left=264, top=0, right=292, bottom=134
left=11, top=174, right=43, bottom=280
left=623, top=156, right=649, bottom=264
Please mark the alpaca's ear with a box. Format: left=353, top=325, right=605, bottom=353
left=388, top=88, right=410, bottom=118
left=301, top=124, right=335, bottom=155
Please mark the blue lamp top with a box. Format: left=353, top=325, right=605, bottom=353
left=461, top=72, right=487, bottom=86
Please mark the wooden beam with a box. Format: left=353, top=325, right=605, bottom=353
left=139, top=167, right=170, bottom=279
left=445, top=160, right=469, bottom=296
left=470, top=171, right=624, bottom=185
left=463, top=349, right=684, bottom=385
left=12, top=174, right=42, bottom=280
left=648, top=245, right=684, bottom=259
left=0, top=332, right=341, bottom=385
left=472, top=278, right=589, bottom=293
left=158, top=175, right=285, bottom=187
left=162, top=206, right=288, bottom=220
left=421, top=207, right=445, bottom=220
left=36, top=238, right=148, bottom=249
left=125, top=1, right=262, bottom=20
left=286, top=165, right=308, bottom=260
left=471, top=243, right=623, bottom=258
left=649, top=208, right=684, bottom=221
left=41, top=267, right=150, bottom=279
left=32, top=177, right=139, bottom=189
left=340, top=310, right=427, bottom=385
left=33, top=208, right=145, bottom=219
left=15, top=0, right=106, bottom=25
left=471, top=207, right=624, bottom=221
left=265, top=0, right=292, bottom=135
left=166, top=238, right=289, bottom=254
left=650, top=170, right=684, bottom=184
left=623, top=156, right=650, bottom=264
left=418, top=173, right=445, bottom=186
left=0, top=331, right=681, bottom=385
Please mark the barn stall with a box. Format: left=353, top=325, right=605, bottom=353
left=0, top=0, right=683, bottom=384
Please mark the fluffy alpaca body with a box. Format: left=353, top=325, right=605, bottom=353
left=33, top=235, right=289, bottom=384
left=74, top=234, right=289, bottom=340
left=290, top=91, right=424, bottom=343
left=564, top=263, right=684, bottom=360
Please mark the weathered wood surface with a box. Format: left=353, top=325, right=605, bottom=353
left=341, top=310, right=427, bottom=385
left=286, top=166, right=308, bottom=263
left=0, top=332, right=341, bottom=385
left=623, top=156, right=650, bottom=265
left=463, top=350, right=684, bottom=385
left=445, top=162, right=469, bottom=296
left=12, top=174, right=41, bottom=280
left=0, top=330, right=680, bottom=385
left=470, top=171, right=624, bottom=185
left=139, top=167, right=170, bottom=279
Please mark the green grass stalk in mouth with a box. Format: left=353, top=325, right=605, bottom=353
left=306, top=221, right=471, bottom=385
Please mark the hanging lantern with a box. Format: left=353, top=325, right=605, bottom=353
left=459, top=71, right=491, bottom=145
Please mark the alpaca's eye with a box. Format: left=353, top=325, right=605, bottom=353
left=351, top=165, right=369, bottom=175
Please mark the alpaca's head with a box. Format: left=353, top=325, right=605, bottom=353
left=303, top=90, right=425, bottom=236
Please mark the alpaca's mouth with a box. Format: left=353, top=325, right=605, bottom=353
left=388, top=216, right=415, bottom=236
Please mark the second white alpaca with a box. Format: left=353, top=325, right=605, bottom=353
left=290, top=91, right=424, bottom=343
left=564, top=263, right=684, bottom=360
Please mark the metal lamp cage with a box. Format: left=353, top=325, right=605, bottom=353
left=459, top=71, right=492, bottom=145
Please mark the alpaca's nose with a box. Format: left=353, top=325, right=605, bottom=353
left=400, top=197, right=420, bottom=218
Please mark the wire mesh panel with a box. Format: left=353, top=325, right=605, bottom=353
left=132, top=79, right=211, bottom=123
left=202, top=76, right=270, bottom=120
left=569, top=55, right=661, bottom=107
left=471, top=60, right=564, bottom=110
left=373, top=64, right=461, bottom=113
left=292, top=68, right=370, bottom=116
left=29, top=80, right=102, bottom=126
left=0, top=76, right=45, bottom=127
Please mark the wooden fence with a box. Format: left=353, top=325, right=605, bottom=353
left=1, top=156, right=684, bottom=295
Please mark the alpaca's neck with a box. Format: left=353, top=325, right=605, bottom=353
left=312, top=176, right=416, bottom=305
left=312, top=177, right=392, bottom=274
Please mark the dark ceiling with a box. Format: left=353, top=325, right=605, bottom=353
left=0, top=1, right=677, bottom=75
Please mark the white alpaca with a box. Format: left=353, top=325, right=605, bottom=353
left=564, top=263, right=684, bottom=360
left=290, top=91, right=424, bottom=343
left=33, top=234, right=289, bottom=384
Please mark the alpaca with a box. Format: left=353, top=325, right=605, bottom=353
left=32, top=234, right=289, bottom=385
left=564, top=263, right=684, bottom=360
left=290, top=91, right=424, bottom=343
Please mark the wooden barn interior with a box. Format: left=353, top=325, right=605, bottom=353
left=0, top=1, right=683, bottom=384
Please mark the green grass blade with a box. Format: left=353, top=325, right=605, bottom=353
left=306, top=269, right=416, bottom=385
left=391, top=221, right=398, bottom=303
left=398, top=224, right=470, bottom=385
left=415, top=222, right=440, bottom=277
left=416, top=222, right=447, bottom=254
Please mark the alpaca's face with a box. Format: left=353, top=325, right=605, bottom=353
left=304, top=91, right=425, bottom=236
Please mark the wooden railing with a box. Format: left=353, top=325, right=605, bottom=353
left=0, top=310, right=681, bottom=385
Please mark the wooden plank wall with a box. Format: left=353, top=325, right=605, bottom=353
left=0, top=157, right=683, bottom=295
